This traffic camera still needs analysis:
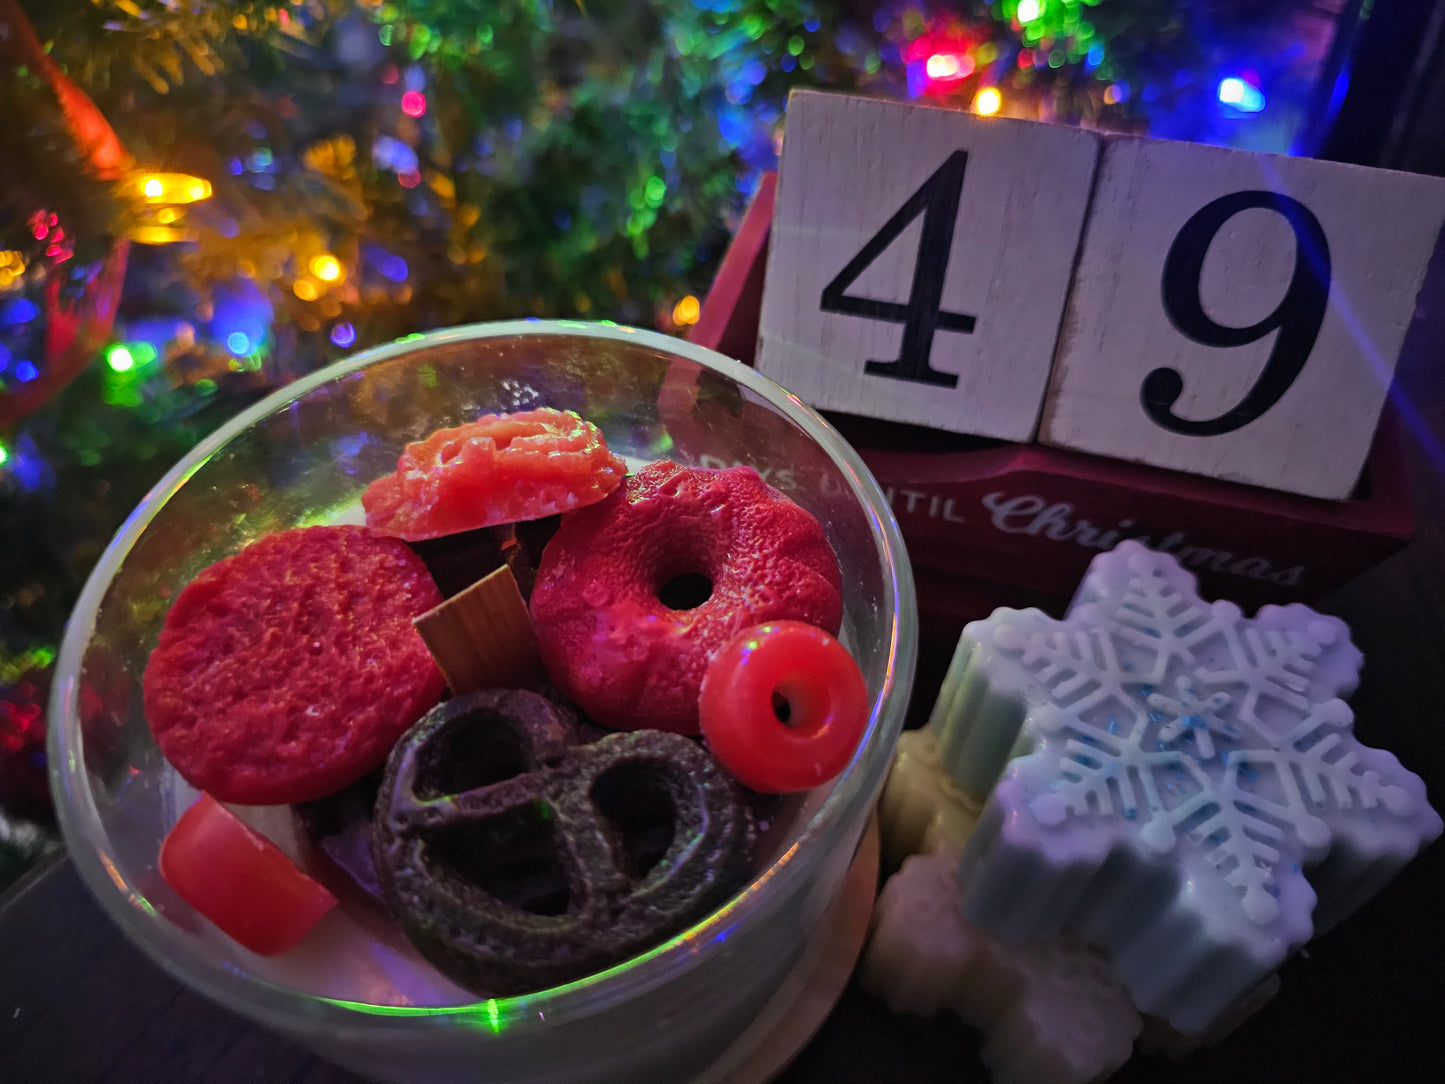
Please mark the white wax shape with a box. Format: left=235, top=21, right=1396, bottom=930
left=940, top=540, right=1443, bottom=1033
left=860, top=854, right=1141, bottom=1084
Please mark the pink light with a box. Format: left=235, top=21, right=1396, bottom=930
left=401, top=91, right=426, bottom=117
left=903, top=37, right=935, bottom=63
left=925, top=53, right=974, bottom=81
left=381, top=64, right=399, bottom=85
left=398, top=169, right=421, bottom=189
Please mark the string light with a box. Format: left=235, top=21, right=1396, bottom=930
left=131, top=173, right=213, bottom=205
left=309, top=254, right=345, bottom=282
left=1218, top=77, right=1266, bottom=112
left=974, top=87, right=1003, bottom=115
left=671, top=295, right=700, bottom=326
left=925, top=53, right=974, bottom=81
left=0, top=251, right=24, bottom=291
left=130, top=225, right=192, bottom=245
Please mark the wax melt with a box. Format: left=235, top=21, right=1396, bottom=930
left=860, top=853, right=1141, bottom=1084
left=933, top=540, right=1441, bottom=1032
left=876, top=729, right=981, bottom=868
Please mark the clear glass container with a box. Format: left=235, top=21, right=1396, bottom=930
left=48, top=321, right=917, bottom=1083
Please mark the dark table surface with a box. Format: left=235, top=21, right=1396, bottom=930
left=5, top=271, right=1445, bottom=1084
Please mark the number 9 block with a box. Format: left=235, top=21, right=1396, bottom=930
left=1040, top=136, right=1445, bottom=500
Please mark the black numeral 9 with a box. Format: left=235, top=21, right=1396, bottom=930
left=1145, top=190, right=1331, bottom=437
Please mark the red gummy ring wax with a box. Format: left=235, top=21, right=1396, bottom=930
left=530, top=461, right=842, bottom=735
left=699, top=621, right=870, bottom=794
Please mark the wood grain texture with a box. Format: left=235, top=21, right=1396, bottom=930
left=758, top=89, right=1099, bottom=442
left=1041, top=135, right=1445, bottom=499
left=412, top=564, right=544, bottom=694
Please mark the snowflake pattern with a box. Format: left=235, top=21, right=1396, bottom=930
left=944, top=541, right=1442, bottom=1029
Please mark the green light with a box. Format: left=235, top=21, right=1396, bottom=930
left=379, top=24, right=393, bottom=46
left=485, top=999, right=504, bottom=1034
left=106, top=345, right=135, bottom=372
left=644, top=176, right=666, bottom=206
left=0, top=441, right=8, bottom=466
left=788, top=35, right=804, bottom=56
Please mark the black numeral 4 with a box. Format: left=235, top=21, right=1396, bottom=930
left=820, top=150, right=976, bottom=388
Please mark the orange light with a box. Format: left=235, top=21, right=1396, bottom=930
left=671, top=295, right=701, bottom=327
left=974, top=87, right=1002, bottom=115
left=133, top=172, right=213, bottom=205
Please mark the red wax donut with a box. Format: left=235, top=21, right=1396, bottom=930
left=529, top=460, right=843, bottom=734
left=699, top=622, right=870, bottom=794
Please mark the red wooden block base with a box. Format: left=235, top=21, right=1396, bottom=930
left=691, top=174, right=1413, bottom=637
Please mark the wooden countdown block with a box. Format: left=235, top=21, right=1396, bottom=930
left=1041, top=136, right=1445, bottom=500
left=757, top=90, right=1100, bottom=443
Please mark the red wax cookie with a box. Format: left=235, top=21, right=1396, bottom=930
left=143, top=526, right=445, bottom=805
left=362, top=408, right=627, bottom=541
left=530, top=461, right=843, bottom=734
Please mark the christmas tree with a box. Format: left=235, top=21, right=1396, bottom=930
left=0, top=0, right=1347, bottom=885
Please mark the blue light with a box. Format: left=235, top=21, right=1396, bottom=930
left=372, top=135, right=418, bottom=174
left=226, top=332, right=251, bottom=355
left=2, top=298, right=40, bottom=325
left=905, top=61, right=926, bottom=98
left=14, top=359, right=39, bottom=382
left=380, top=254, right=409, bottom=282
left=1218, top=77, right=1266, bottom=113
left=716, top=107, right=750, bottom=149
left=330, top=321, right=356, bottom=347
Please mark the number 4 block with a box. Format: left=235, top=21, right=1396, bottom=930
left=758, top=89, right=1099, bottom=443
left=1040, top=137, right=1445, bottom=500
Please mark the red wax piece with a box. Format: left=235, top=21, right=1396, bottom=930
left=159, top=794, right=337, bottom=956
left=530, top=461, right=843, bottom=734
left=699, top=621, right=870, bottom=794
left=363, top=408, right=627, bottom=541
left=143, top=525, right=445, bottom=805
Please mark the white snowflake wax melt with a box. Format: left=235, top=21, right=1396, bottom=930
left=933, top=540, right=1442, bottom=1033
left=860, top=854, right=1141, bottom=1084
